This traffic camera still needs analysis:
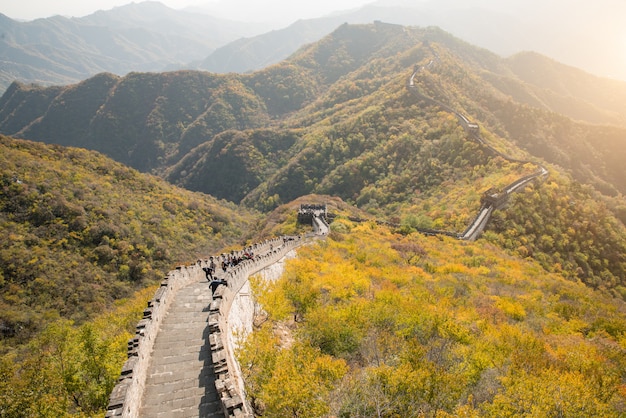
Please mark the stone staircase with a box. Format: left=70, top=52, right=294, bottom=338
left=106, top=207, right=327, bottom=417
left=138, top=279, right=222, bottom=417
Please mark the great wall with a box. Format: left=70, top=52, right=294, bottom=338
left=105, top=206, right=328, bottom=417
left=406, top=49, right=548, bottom=240
left=104, top=51, right=547, bottom=417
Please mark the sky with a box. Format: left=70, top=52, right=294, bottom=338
left=3, top=0, right=625, bottom=80
left=2, top=0, right=378, bottom=23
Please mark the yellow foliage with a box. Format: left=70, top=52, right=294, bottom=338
left=244, top=222, right=626, bottom=416
left=438, top=263, right=469, bottom=274
left=250, top=275, right=292, bottom=321
left=238, top=324, right=347, bottom=418
left=493, top=296, right=527, bottom=321
left=489, top=370, right=616, bottom=417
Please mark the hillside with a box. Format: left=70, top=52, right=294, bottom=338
left=0, top=135, right=258, bottom=346
left=1, top=23, right=626, bottom=297
left=0, top=2, right=268, bottom=91
left=238, top=218, right=626, bottom=416
left=0, top=70, right=272, bottom=172
left=3, top=193, right=624, bottom=416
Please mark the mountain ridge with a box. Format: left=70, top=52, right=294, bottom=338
left=196, top=2, right=626, bottom=82
left=2, top=23, right=625, bottom=197
left=0, top=2, right=270, bottom=91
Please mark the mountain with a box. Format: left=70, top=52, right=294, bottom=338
left=1, top=22, right=626, bottom=293
left=198, top=6, right=626, bottom=128
left=196, top=1, right=626, bottom=84
left=2, top=23, right=625, bottom=194
left=0, top=2, right=269, bottom=92
left=195, top=5, right=445, bottom=74
left=4, top=0, right=624, bottom=95
left=197, top=17, right=346, bottom=74
left=0, top=70, right=272, bottom=172
left=4, top=0, right=625, bottom=95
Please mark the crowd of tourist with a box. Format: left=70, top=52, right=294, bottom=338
left=200, top=247, right=257, bottom=282
left=197, top=234, right=307, bottom=294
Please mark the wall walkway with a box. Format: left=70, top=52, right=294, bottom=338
left=106, top=228, right=319, bottom=417
left=137, top=279, right=220, bottom=417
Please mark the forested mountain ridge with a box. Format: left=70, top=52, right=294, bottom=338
left=0, top=2, right=268, bottom=91
left=1, top=23, right=626, bottom=295
left=0, top=70, right=272, bottom=172
left=2, top=23, right=625, bottom=197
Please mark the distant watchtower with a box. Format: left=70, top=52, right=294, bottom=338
left=481, top=188, right=508, bottom=209
left=297, top=204, right=327, bottom=225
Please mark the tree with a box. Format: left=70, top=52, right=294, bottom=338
left=259, top=342, right=347, bottom=417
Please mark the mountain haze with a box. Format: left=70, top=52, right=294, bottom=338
left=0, top=1, right=269, bottom=91
left=197, top=1, right=626, bottom=83
left=3, top=0, right=625, bottom=93
left=197, top=17, right=346, bottom=74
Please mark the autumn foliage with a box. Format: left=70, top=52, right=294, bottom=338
left=239, top=220, right=626, bottom=416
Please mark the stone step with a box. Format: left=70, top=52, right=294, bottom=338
left=139, top=280, right=222, bottom=417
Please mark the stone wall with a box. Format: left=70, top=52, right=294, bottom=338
left=106, top=264, right=205, bottom=417
left=105, top=235, right=308, bottom=418
left=208, top=236, right=304, bottom=416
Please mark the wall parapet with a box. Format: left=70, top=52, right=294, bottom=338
left=408, top=59, right=548, bottom=241
left=208, top=235, right=304, bottom=417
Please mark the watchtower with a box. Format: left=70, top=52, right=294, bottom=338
left=297, top=204, right=327, bottom=225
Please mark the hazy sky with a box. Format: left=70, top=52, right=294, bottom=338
left=3, top=0, right=625, bottom=80
left=2, top=0, right=377, bottom=22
